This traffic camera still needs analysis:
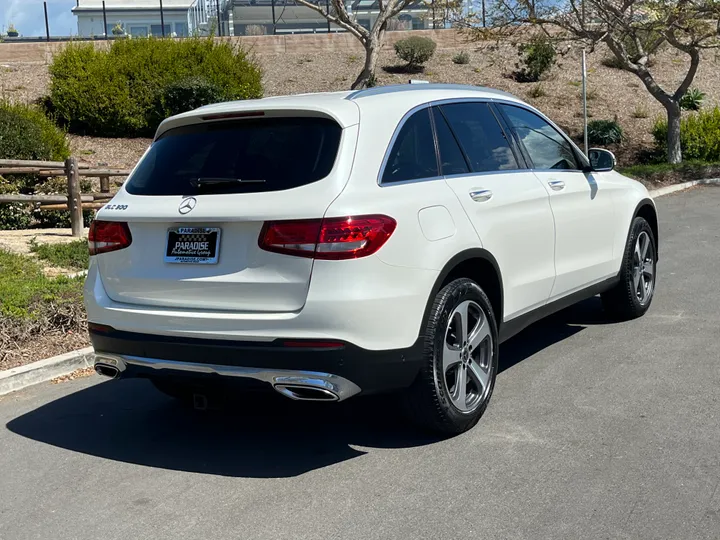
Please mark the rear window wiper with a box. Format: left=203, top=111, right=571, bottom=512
left=194, top=177, right=266, bottom=186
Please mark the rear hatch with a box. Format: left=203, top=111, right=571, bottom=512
left=95, top=109, right=358, bottom=312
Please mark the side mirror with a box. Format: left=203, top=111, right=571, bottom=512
left=588, top=148, right=616, bottom=172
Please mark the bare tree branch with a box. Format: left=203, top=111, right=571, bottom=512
left=292, top=0, right=368, bottom=40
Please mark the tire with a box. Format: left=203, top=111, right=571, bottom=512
left=405, top=278, right=499, bottom=435
left=602, top=216, right=657, bottom=320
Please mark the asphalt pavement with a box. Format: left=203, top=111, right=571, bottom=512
left=1, top=186, right=719, bottom=540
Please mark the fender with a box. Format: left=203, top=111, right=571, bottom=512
left=419, top=248, right=504, bottom=336
left=631, top=197, right=659, bottom=259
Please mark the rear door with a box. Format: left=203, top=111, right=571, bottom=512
left=95, top=115, right=356, bottom=312
left=436, top=102, right=556, bottom=321
left=497, top=104, right=617, bottom=299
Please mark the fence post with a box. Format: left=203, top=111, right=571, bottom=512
left=65, top=157, right=83, bottom=237
left=100, top=175, right=110, bottom=193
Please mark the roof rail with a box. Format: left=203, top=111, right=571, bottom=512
left=346, top=83, right=519, bottom=101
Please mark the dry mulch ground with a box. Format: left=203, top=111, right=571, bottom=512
left=1, top=332, right=90, bottom=373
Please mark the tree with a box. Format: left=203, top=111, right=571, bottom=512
left=477, top=0, right=720, bottom=163
left=291, top=0, right=420, bottom=89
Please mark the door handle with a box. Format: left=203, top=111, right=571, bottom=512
left=469, top=189, right=493, bottom=202
left=548, top=180, right=565, bottom=191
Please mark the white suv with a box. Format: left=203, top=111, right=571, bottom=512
left=85, top=84, right=658, bottom=434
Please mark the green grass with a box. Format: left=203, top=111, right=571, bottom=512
left=29, top=239, right=89, bottom=271
left=619, top=160, right=720, bottom=183
left=0, top=250, right=84, bottom=320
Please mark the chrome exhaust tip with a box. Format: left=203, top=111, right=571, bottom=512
left=95, top=364, right=120, bottom=379
left=274, top=384, right=339, bottom=401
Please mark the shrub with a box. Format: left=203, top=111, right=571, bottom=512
left=0, top=177, right=32, bottom=230
left=244, top=24, right=266, bottom=36
left=632, top=105, right=649, bottom=119
left=652, top=107, right=720, bottom=162
left=452, top=51, right=470, bottom=65
left=680, top=88, right=705, bottom=111
left=528, top=83, right=547, bottom=98
left=158, top=76, right=224, bottom=119
left=601, top=56, right=625, bottom=70
left=30, top=239, right=89, bottom=271
left=47, top=37, right=263, bottom=137
left=587, top=119, right=624, bottom=145
left=0, top=101, right=70, bottom=193
left=394, top=36, right=437, bottom=68
left=514, top=35, right=555, bottom=82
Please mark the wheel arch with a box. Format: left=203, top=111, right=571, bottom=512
left=422, top=249, right=504, bottom=333
left=634, top=198, right=659, bottom=260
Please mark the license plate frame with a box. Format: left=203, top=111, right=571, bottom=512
left=165, top=227, right=221, bottom=265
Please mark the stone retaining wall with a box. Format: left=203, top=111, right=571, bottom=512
left=0, top=29, right=470, bottom=63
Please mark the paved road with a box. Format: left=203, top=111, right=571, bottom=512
left=2, top=186, right=720, bottom=540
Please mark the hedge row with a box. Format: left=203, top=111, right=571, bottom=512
left=47, top=37, right=263, bottom=137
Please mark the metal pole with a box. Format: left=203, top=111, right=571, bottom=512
left=432, top=0, right=435, bottom=28
left=159, top=0, right=166, bottom=36
left=215, top=0, right=222, bottom=36
left=482, top=0, right=486, bottom=27
left=102, top=0, right=108, bottom=39
left=271, top=0, right=277, bottom=34
left=44, top=2, right=50, bottom=41
left=326, top=0, right=331, bottom=32
left=582, top=48, right=589, bottom=156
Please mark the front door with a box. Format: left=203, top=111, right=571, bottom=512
left=433, top=103, right=556, bottom=321
left=497, top=104, right=617, bottom=301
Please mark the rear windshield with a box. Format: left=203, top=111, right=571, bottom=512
left=125, top=117, right=342, bottom=196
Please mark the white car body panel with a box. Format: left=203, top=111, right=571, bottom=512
left=444, top=171, right=556, bottom=321
left=534, top=169, right=618, bottom=301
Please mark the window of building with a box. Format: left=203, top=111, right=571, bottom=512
left=130, top=26, right=148, bottom=37
left=175, top=22, right=189, bottom=36
left=150, top=24, right=172, bottom=37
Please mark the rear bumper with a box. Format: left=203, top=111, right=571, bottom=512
left=90, top=328, right=424, bottom=397
left=84, top=257, right=438, bottom=351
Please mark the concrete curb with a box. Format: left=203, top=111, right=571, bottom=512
left=649, top=178, right=720, bottom=198
left=0, top=347, right=95, bottom=397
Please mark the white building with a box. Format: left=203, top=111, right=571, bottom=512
left=72, top=0, right=194, bottom=38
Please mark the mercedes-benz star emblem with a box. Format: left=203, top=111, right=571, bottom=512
left=178, top=197, right=197, bottom=215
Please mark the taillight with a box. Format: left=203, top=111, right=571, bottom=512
left=88, top=220, right=132, bottom=256
left=259, top=215, right=396, bottom=260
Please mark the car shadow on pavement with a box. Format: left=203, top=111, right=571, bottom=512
left=7, top=297, right=613, bottom=479
left=499, top=296, right=611, bottom=373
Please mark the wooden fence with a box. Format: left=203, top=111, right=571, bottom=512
left=0, top=158, right=130, bottom=237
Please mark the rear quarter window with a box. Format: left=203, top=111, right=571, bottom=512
left=125, top=117, right=342, bottom=196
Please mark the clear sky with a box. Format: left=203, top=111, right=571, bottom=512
left=2, top=0, right=77, bottom=38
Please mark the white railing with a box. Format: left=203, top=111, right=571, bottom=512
left=188, top=0, right=232, bottom=35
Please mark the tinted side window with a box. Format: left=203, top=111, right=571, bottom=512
left=432, top=108, right=470, bottom=176
left=499, top=105, right=581, bottom=170
left=382, top=109, right=438, bottom=183
left=439, top=103, right=519, bottom=173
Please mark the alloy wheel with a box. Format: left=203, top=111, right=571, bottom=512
left=442, top=300, right=493, bottom=413
left=632, top=231, right=655, bottom=305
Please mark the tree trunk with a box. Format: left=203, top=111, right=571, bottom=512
left=666, top=101, right=682, bottom=164
left=351, top=39, right=380, bottom=90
